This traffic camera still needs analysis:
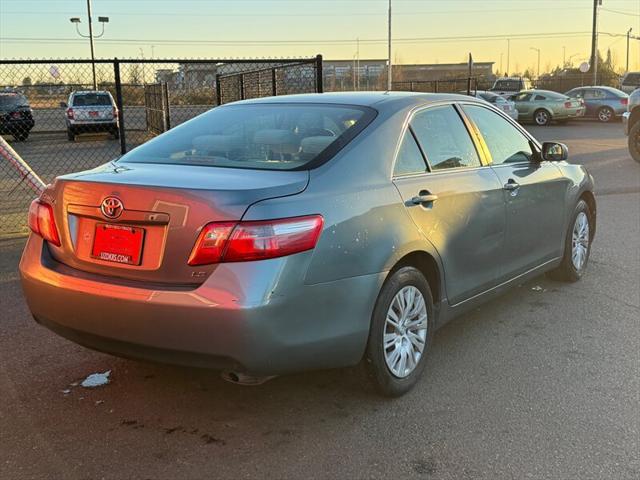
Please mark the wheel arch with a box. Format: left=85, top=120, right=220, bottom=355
left=579, top=190, right=597, bottom=240
left=387, top=251, right=443, bottom=311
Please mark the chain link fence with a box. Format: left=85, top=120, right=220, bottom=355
left=0, top=56, right=323, bottom=237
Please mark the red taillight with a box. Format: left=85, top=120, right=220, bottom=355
left=621, top=98, right=628, bottom=106
left=66, top=108, right=74, bottom=119
left=28, top=199, right=61, bottom=246
left=187, top=215, right=324, bottom=266
left=112, top=106, right=118, bottom=117
left=187, top=222, right=236, bottom=266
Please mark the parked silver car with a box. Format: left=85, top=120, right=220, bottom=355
left=20, top=92, right=596, bottom=396
left=62, top=90, right=119, bottom=141
left=466, top=90, right=519, bottom=121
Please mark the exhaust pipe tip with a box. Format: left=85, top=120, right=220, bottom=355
left=220, top=371, right=276, bottom=386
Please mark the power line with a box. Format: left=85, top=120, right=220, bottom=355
left=0, top=31, right=605, bottom=47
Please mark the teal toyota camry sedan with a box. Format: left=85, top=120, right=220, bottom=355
left=20, top=92, right=596, bottom=396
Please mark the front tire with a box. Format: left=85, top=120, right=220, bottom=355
left=629, top=121, right=640, bottom=163
left=365, top=267, right=435, bottom=397
left=67, top=128, right=75, bottom=141
left=548, top=200, right=592, bottom=282
left=597, top=106, right=614, bottom=123
left=534, top=109, right=551, bottom=126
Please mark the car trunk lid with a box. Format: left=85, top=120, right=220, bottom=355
left=45, top=162, right=309, bottom=285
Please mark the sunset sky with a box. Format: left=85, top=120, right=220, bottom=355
left=1, top=0, right=639, bottom=74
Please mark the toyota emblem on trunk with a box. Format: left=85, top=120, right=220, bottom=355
left=101, top=196, right=124, bottom=219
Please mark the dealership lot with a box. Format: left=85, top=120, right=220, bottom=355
left=1, top=122, right=638, bottom=479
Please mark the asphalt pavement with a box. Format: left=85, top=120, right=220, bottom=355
left=1, top=121, right=638, bottom=479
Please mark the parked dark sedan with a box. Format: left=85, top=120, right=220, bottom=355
left=0, top=91, right=35, bottom=141
left=20, top=92, right=596, bottom=396
left=565, top=86, right=629, bottom=122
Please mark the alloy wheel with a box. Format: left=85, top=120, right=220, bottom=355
left=535, top=110, right=549, bottom=125
left=598, top=108, right=613, bottom=123
left=383, top=286, right=428, bottom=378
left=571, top=211, right=590, bottom=271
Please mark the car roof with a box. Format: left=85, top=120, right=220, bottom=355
left=226, top=91, right=485, bottom=110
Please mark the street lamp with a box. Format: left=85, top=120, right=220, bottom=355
left=530, top=47, right=541, bottom=78
left=69, top=1, right=109, bottom=90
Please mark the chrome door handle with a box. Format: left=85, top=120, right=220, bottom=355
left=411, top=193, right=438, bottom=204
left=503, top=180, right=520, bottom=191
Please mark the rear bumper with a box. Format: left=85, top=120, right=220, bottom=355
left=68, top=120, right=118, bottom=131
left=623, top=111, right=630, bottom=135
left=19, top=236, right=383, bottom=375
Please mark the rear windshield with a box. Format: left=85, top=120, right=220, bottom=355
left=538, top=91, right=567, bottom=100
left=623, top=73, right=640, bottom=85
left=0, top=94, right=28, bottom=107
left=72, top=93, right=112, bottom=106
left=119, top=103, right=375, bottom=170
left=493, top=80, right=522, bottom=91
left=479, top=92, right=505, bottom=103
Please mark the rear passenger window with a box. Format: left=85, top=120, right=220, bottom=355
left=393, top=130, right=427, bottom=176
left=410, top=105, right=481, bottom=171
left=534, top=95, right=547, bottom=101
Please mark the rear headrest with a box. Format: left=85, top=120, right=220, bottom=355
left=300, top=136, right=334, bottom=156
left=192, top=135, right=241, bottom=153
left=253, top=129, right=296, bottom=145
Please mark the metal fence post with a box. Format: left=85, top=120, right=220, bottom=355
left=162, top=82, right=171, bottom=131
left=215, top=73, right=222, bottom=106
left=315, top=54, right=324, bottom=93
left=239, top=74, right=245, bottom=100
left=113, top=58, right=127, bottom=155
left=272, top=68, right=278, bottom=96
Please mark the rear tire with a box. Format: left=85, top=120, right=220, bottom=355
left=547, top=199, right=592, bottom=282
left=365, top=267, right=435, bottom=397
left=111, top=127, right=120, bottom=140
left=597, top=106, right=614, bottom=123
left=629, top=121, right=640, bottom=163
left=67, top=128, right=75, bottom=142
left=534, top=109, right=551, bottom=126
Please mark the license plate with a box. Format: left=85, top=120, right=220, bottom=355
left=91, top=223, right=144, bottom=265
left=89, top=111, right=99, bottom=117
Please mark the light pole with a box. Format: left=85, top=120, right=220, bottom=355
left=590, top=0, right=600, bottom=85
left=530, top=47, right=541, bottom=78
left=506, top=38, right=510, bottom=76
left=69, top=0, right=109, bottom=90
left=387, top=0, right=392, bottom=90
left=627, top=28, right=633, bottom=73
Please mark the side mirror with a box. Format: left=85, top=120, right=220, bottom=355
left=541, top=142, right=568, bottom=162
left=59, top=101, right=67, bottom=108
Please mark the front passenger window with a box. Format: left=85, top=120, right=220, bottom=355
left=463, top=105, right=534, bottom=165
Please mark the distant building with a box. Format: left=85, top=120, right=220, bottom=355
left=324, top=59, right=495, bottom=91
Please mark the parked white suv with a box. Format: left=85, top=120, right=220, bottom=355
left=490, top=77, right=532, bottom=97
left=62, top=90, right=119, bottom=141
